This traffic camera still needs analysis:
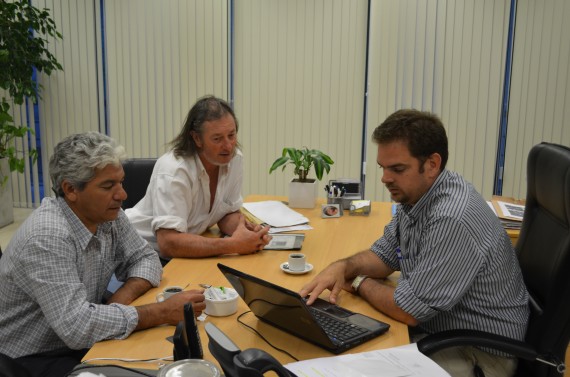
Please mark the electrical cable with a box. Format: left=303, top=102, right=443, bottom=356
left=65, top=363, right=163, bottom=377
left=236, top=310, right=299, bottom=362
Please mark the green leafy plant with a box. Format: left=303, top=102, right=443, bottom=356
left=269, top=147, right=334, bottom=182
left=0, top=0, right=63, bottom=185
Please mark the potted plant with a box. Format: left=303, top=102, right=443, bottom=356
left=269, top=147, right=334, bottom=208
left=0, top=0, right=63, bottom=227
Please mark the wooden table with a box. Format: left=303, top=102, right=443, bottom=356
left=82, top=196, right=409, bottom=370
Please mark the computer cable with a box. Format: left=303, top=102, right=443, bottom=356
left=80, top=355, right=173, bottom=364
left=64, top=363, right=159, bottom=377
left=236, top=310, right=299, bottom=362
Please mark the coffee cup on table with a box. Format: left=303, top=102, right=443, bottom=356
left=156, top=286, right=184, bottom=302
left=288, top=253, right=307, bottom=272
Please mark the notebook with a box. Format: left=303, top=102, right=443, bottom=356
left=217, top=263, right=390, bottom=354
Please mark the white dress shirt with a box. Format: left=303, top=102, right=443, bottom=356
left=126, top=150, right=244, bottom=257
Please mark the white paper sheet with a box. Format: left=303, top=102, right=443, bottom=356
left=497, top=201, right=524, bottom=221
left=268, top=224, right=313, bottom=234
left=284, top=343, right=451, bottom=377
left=242, top=201, right=309, bottom=227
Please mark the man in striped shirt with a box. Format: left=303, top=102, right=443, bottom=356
left=301, top=109, right=529, bottom=377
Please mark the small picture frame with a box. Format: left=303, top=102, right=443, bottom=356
left=321, top=204, right=341, bottom=218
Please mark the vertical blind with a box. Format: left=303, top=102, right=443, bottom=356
left=365, top=0, right=510, bottom=202
left=8, top=0, right=570, bottom=208
left=501, top=0, right=570, bottom=200
left=104, top=0, right=229, bottom=158
left=9, top=0, right=102, bottom=207
left=233, top=0, right=369, bottom=197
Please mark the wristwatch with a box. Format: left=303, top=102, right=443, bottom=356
left=351, top=275, right=368, bottom=294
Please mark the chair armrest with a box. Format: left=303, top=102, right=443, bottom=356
left=416, top=329, right=537, bottom=361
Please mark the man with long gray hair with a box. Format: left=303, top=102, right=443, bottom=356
left=0, top=132, right=205, bottom=377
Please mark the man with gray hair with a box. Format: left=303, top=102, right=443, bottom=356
left=0, top=132, right=205, bottom=377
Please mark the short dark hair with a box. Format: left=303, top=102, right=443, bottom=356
left=372, top=109, right=448, bottom=171
left=169, top=95, right=239, bottom=158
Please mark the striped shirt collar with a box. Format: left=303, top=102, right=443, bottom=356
left=400, top=169, right=450, bottom=220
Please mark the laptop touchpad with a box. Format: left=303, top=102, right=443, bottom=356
left=347, top=314, right=386, bottom=330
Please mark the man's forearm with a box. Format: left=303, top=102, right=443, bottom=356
left=358, top=278, right=419, bottom=326
left=217, top=211, right=241, bottom=235
left=107, top=277, right=154, bottom=305
left=158, top=229, right=242, bottom=258
left=342, top=250, right=394, bottom=280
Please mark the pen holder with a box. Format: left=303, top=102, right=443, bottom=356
left=326, top=197, right=344, bottom=215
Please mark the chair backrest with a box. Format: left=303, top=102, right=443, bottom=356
left=516, top=142, right=570, bottom=377
left=121, top=158, right=157, bottom=210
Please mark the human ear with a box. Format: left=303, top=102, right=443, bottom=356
left=426, top=153, right=442, bottom=176
left=61, top=180, right=78, bottom=202
left=191, top=131, right=202, bottom=148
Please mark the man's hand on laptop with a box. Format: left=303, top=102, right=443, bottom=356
left=299, top=261, right=350, bottom=305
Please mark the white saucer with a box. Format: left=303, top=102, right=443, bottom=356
left=280, top=262, right=313, bottom=275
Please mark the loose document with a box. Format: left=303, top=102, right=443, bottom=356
left=284, top=343, right=451, bottom=377
left=242, top=201, right=312, bottom=233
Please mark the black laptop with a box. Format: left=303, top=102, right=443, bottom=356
left=217, top=263, right=390, bottom=354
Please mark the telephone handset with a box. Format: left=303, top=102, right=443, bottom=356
left=205, top=322, right=297, bottom=377
left=235, top=348, right=297, bottom=377
left=173, top=303, right=204, bottom=360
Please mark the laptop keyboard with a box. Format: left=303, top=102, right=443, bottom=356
left=309, top=307, right=368, bottom=341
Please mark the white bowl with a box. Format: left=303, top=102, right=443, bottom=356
left=204, top=287, right=239, bottom=316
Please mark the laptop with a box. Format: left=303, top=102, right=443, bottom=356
left=217, top=263, right=390, bottom=354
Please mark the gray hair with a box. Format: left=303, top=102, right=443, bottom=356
left=49, top=132, right=127, bottom=197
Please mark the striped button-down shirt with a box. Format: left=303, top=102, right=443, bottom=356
left=371, top=170, right=529, bottom=341
left=0, top=197, right=162, bottom=358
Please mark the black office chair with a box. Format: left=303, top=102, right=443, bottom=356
left=0, top=353, right=32, bottom=377
left=121, top=158, right=157, bottom=209
left=417, top=142, right=570, bottom=377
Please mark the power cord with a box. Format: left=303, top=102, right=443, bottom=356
left=236, top=310, right=299, bottom=362
left=80, top=355, right=173, bottom=364
left=65, top=363, right=162, bottom=377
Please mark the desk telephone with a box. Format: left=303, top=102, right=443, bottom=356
left=205, top=322, right=297, bottom=377
left=173, top=303, right=203, bottom=360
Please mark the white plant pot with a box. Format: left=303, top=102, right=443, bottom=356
left=0, top=158, right=14, bottom=228
left=288, top=179, right=317, bottom=209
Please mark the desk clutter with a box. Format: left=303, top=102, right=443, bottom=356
left=326, top=178, right=361, bottom=210
left=325, top=179, right=371, bottom=216
left=488, top=195, right=525, bottom=230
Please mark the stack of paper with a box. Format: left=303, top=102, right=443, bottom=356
left=241, top=201, right=312, bottom=234
left=489, top=196, right=525, bottom=230
left=284, top=343, right=451, bottom=377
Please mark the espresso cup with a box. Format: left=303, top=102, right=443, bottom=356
left=156, top=285, right=184, bottom=302
left=288, top=253, right=307, bottom=272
